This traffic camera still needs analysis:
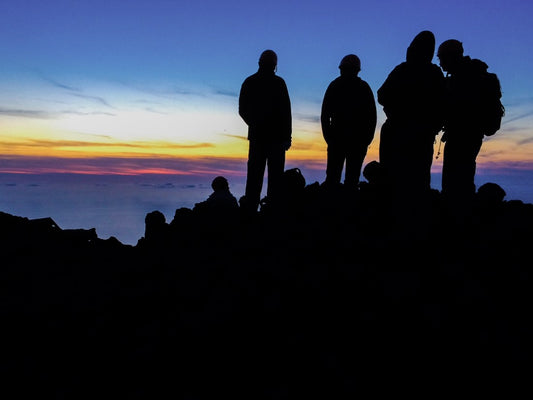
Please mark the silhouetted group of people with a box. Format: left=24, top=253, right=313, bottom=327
left=235, top=31, right=503, bottom=225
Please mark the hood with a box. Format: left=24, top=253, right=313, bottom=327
left=470, top=57, right=489, bottom=73
left=406, top=30, right=435, bottom=64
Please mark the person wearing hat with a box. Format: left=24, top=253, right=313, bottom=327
left=239, top=49, right=292, bottom=212
left=320, top=54, right=377, bottom=188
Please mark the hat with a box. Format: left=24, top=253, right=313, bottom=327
left=339, top=54, right=361, bottom=71
left=259, top=50, right=277, bottom=67
left=437, top=39, right=464, bottom=57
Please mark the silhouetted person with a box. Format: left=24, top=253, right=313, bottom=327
left=476, top=182, right=506, bottom=205
left=239, top=49, right=292, bottom=212
left=193, top=176, right=239, bottom=213
left=359, top=160, right=387, bottom=211
left=437, top=39, right=500, bottom=221
left=377, top=30, right=445, bottom=236
left=321, top=54, right=377, bottom=189
left=144, top=210, right=168, bottom=242
left=362, top=160, right=385, bottom=188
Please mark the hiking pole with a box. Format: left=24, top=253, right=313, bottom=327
left=435, top=135, right=443, bottom=160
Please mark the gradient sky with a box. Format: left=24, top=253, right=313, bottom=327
left=1, top=0, right=533, bottom=183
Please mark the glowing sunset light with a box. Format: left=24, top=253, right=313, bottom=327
left=0, top=0, right=532, bottom=193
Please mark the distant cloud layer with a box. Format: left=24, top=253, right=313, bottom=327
left=0, top=155, right=248, bottom=177
left=0, top=108, right=51, bottom=119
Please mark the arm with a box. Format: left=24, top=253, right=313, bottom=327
left=238, top=79, right=252, bottom=126
left=321, top=85, right=333, bottom=143
left=280, top=79, right=292, bottom=149
left=362, top=82, right=378, bottom=145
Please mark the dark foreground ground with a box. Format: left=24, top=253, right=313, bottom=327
left=1, top=182, right=532, bottom=398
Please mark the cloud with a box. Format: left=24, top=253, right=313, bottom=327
left=0, top=154, right=247, bottom=177
left=214, top=88, right=239, bottom=98
left=0, top=107, right=52, bottom=119
left=40, top=76, right=81, bottom=92
left=502, top=109, right=533, bottom=125
left=70, top=93, right=114, bottom=108
left=39, top=74, right=114, bottom=108
left=221, top=133, right=247, bottom=141
left=118, top=81, right=202, bottom=98
left=2, top=137, right=217, bottom=151
left=0, top=107, right=115, bottom=120
left=518, top=136, right=533, bottom=145
left=61, top=110, right=116, bottom=117
left=294, top=112, right=320, bottom=124
left=142, top=107, right=168, bottom=115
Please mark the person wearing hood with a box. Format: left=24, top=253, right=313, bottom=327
left=239, top=49, right=292, bottom=212
left=377, top=30, right=446, bottom=236
left=437, top=39, right=501, bottom=224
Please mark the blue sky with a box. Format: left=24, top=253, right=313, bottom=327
left=1, top=0, right=533, bottom=181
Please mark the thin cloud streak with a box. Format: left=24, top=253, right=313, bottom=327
left=70, top=92, right=114, bottom=108
left=39, top=74, right=115, bottom=108
left=502, top=109, right=533, bottom=125
left=214, top=88, right=239, bottom=98
left=294, top=112, right=320, bottom=124
left=1, top=138, right=217, bottom=150
left=61, top=110, right=116, bottom=116
left=0, top=107, right=115, bottom=119
left=221, top=133, right=247, bottom=141
left=0, top=107, right=52, bottom=119
left=40, top=76, right=81, bottom=92
left=0, top=155, right=247, bottom=176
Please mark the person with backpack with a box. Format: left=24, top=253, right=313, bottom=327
left=437, top=39, right=504, bottom=221
left=321, top=54, right=377, bottom=189
left=377, top=31, right=446, bottom=236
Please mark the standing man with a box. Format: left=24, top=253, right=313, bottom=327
left=437, top=39, right=501, bottom=219
left=321, top=54, right=377, bottom=189
left=239, top=49, right=292, bottom=212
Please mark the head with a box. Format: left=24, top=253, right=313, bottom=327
left=406, top=30, right=435, bottom=64
left=211, top=176, right=229, bottom=192
left=477, top=182, right=506, bottom=204
left=437, top=39, right=464, bottom=73
left=339, top=54, right=361, bottom=75
left=363, top=160, right=383, bottom=184
left=258, top=49, right=277, bottom=71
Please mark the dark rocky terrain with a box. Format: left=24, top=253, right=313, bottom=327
left=1, top=180, right=532, bottom=398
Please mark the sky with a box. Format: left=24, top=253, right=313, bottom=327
left=1, top=0, right=533, bottom=187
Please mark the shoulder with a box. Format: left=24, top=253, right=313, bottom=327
left=358, top=77, right=373, bottom=89
left=469, top=57, right=489, bottom=72
left=382, top=63, right=408, bottom=83
left=327, top=76, right=343, bottom=88
left=240, top=75, right=254, bottom=90
left=274, top=75, right=288, bottom=85
left=391, top=62, right=409, bottom=74
left=352, top=78, right=374, bottom=95
left=242, top=73, right=258, bottom=83
left=462, top=57, right=489, bottom=79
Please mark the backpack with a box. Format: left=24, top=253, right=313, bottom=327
left=282, top=167, right=306, bottom=192
left=480, top=70, right=505, bottom=137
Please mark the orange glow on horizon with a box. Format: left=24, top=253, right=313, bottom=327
left=2, top=119, right=532, bottom=176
